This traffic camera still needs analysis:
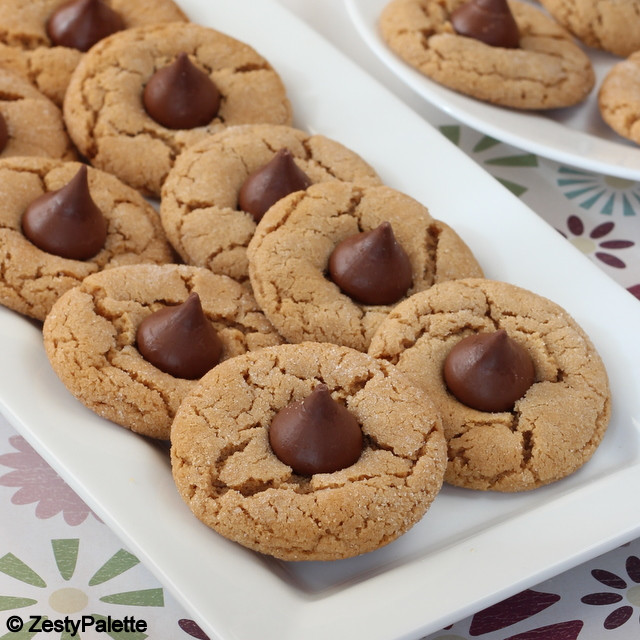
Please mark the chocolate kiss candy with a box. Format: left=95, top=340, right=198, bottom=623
left=46, top=0, right=125, bottom=52
left=450, top=0, right=520, bottom=49
left=443, top=329, right=535, bottom=412
left=328, top=221, right=413, bottom=305
left=0, top=112, right=8, bottom=153
left=238, top=148, right=312, bottom=223
left=136, top=292, right=222, bottom=379
left=143, top=52, right=221, bottom=130
left=269, top=384, right=363, bottom=475
left=21, top=165, right=107, bottom=260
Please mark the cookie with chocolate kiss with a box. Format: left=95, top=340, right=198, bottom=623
left=369, top=278, right=611, bottom=492
left=171, top=341, right=447, bottom=560
left=43, top=264, right=283, bottom=439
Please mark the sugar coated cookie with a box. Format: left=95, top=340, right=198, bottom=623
left=539, top=0, right=640, bottom=58
left=160, top=124, right=381, bottom=283
left=0, top=69, right=75, bottom=160
left=170, top=341, right=447, bottom=561
left=368, top=278, right=611, bottom=491
left=599, top=51, right=640, bottom=145
left=43, top=263, right=283, bottom=439
left=0, top=0, right=188, bottom=106
left=247, top=181, right=483, bottom=351
left=0, top=157, right=172, bottom=321
left=63, top=22, right=293, bottom=196
left=379, top=0, right=595, bottom=109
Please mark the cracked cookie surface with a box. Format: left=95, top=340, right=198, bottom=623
left=379, top=0, right=595, bottom=109
left=63, top=22, right=293, bottom=196
left=0, top=69, right=75, bottom=160
left=43, top=263, right=283, bottom=439
left=0, top=0, right=188, bottom=106
left=160, top=124, right=382, bottom=284
left=599, top=51, right=640, bottom=145
left=0, top=157, right=172, bottom=321
left=368, top=278, right=611, bottom=491
left=246, top=181, right=483, bottom=352
left=170, top=341, right=447, bottom=561
left=539, top=0, right=640, bottom=57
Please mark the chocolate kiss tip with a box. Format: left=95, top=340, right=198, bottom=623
left=21, top=164, right=107, bottom=261
left=238, top=148, right=312, bottom=223
left=451, top=0, right=520, bottom=49
left=268, top=383, right=363, bottom=476
left=443, top=329, right=535, bottom=412
left=143, top=52, right=220, bottom=130
left=328, top=221, right=413, bottom=306
left=47, top=0, right=125, bottom=52
left=136, top=292, right=222, bottom=380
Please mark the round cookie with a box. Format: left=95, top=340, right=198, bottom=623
left=170, top=341, right=447, bottom=561
left=539, top=0, right=640, bottom=58
left=0, top=157, right=173, bottom=321
left=368, top=278, right=611, bottom=492
left=160, top=124, right=382, bottom=283
left=379, top=0, right=595, bottom=109
left=63, top=22, right=293, bottom=196
left=246, top=181, right=483, bottom=352
left=599, top=51, right=640, bottom=145
left=43, top=263, right=283, bottom=440
left=0, top=0, right=188, bottom=106
left=0, top=69, right=75, bottom=160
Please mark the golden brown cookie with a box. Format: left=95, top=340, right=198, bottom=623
left=160, top=124, right=381, bottom=283
left=170, top=341, right=447, bottom=561
left=43, top=263, right=283, bottom=440
left=368, top=278, right=611, bottom=492
left=0, top=157, right=172, bottom=321
left=0, top=69, right=75, bottom=160
left=0, top=0, right=188, bottom=106
left=379, top=0, right=595, bottom=109
left=599, top=51, right=640, bottom=145
left=539, top=0, right=640, bottom=57
left=63, top=22, right=293, bottom=196
left=246, top=181, right=483, bottom=352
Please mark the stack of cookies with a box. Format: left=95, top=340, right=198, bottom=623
left=0, top=0, right=611, bottom=562
left=379, top=0, right=640, bottom=145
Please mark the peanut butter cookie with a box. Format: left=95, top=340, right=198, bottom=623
left=43, top=263, right=283, bottom=439
left=247, top=181, right=483, bottom=352
left=539, top=0, right=640, bottom=57
left=0, top=69, right=75, bottom=160
left=379, top=0, right=595, bottom=109
left=368, top=278, right=611, bottom=492
left=170, top=341, right=447, bottom=561
left=599, top=51, right=640, bottom=145
left=0, top=0, right=188, bottom=106
left=160, top=124, right=381, bottom=283
left=63, top=22, right=293, bottom=196
left=0, top=157, right=172, bottom=321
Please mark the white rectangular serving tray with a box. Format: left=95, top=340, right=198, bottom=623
left=2, top=1, right=639, bottom=639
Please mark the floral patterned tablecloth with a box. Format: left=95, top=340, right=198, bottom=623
left=2, top=1, right=640, bottom=639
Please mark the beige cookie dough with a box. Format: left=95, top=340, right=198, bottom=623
left=599, top=51, right=640, bottom=145
left=0, top=69, right=75, bottom=160
left=539, top=0, right=640, bottom=57
left=0, top=0, right=188, bottom=106
left=247, top=181, right=483, bottom=352
left=170, top=341, right=447, bottom=561
left=43, top=263, right=283, bottom=440
left=63, top=22, right=293, bottom=196
left=160, top=124, right=381, bottom=283
left=380, top=0, right=595, bottom=109
left=0, top=157, right=173, bottom=321
left=368, top=278, right=611, bottom=492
